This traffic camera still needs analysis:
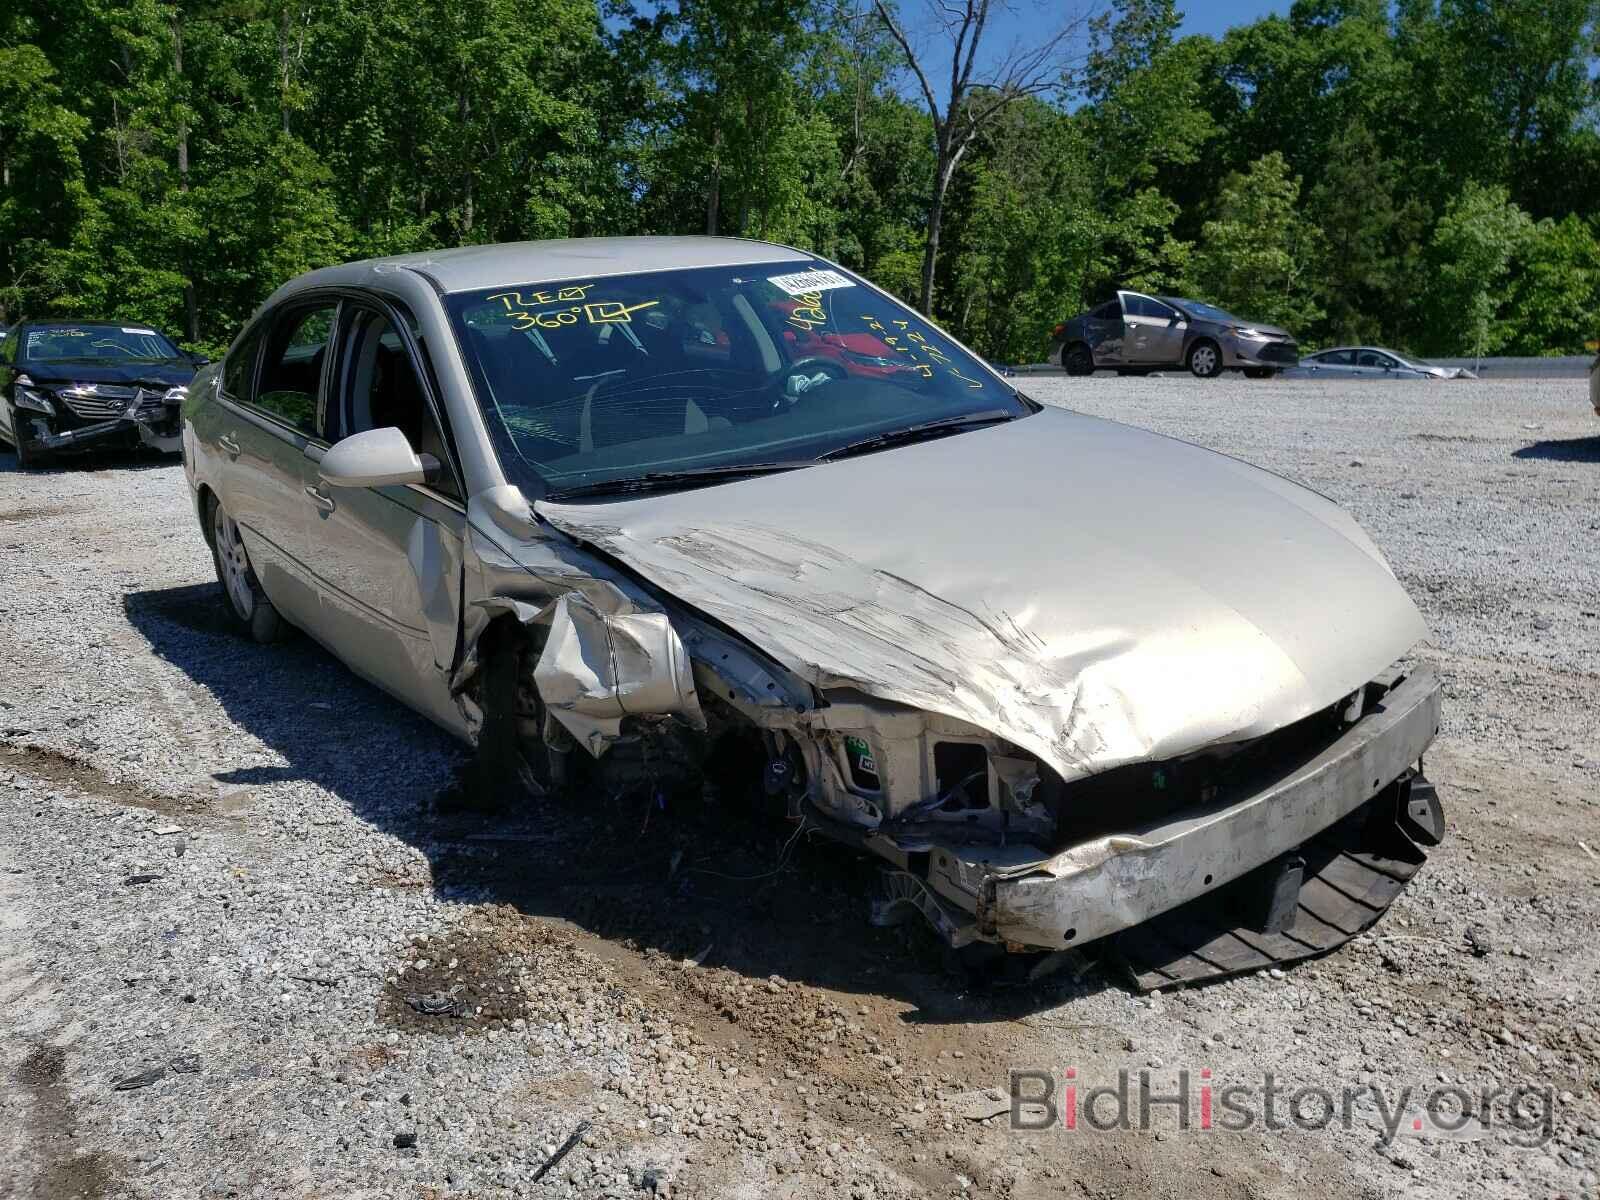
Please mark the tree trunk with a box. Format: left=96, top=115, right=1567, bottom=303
left=278, top=7, right=292, bottom=134
left=919, top=188, right=942, bottom=316
left=919, top=147, right=958, bottom=316
left=173, top=16, right=198, bottom=342
left=705, top=124, right=722, bottom=235
left=459, top=89, right=474, bottom=238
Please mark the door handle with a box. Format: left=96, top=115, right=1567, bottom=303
left=219, top=434, right=240, bottom=457
left=304, top=484, right=335, bottom=512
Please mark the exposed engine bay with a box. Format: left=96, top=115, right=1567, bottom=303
left=459, top=572, right=1443, bottom=979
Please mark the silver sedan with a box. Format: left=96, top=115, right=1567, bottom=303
left=1285, top=346, right=1476, bottom=380
left=182, top=237, right=1446, bottom=974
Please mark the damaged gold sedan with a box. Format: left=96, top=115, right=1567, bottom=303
left=182, top=238, right=1445, bottom=984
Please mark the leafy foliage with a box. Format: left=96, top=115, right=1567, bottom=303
left=1, top=0, right=1597, bottom=358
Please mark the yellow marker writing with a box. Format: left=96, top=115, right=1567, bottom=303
left=583, top=299, right=659, bottom=324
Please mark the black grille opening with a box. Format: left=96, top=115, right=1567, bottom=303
left=933, top=742, right=988, bottom=810
left=1043, top=695, right=1361, bottom=845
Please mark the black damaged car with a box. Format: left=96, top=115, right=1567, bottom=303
left=0, top=319, right=207, bottom=468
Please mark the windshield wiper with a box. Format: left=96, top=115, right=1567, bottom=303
left=542, top=461, right=814, bottom=501
left=816, top=409, right=1019, bottom=463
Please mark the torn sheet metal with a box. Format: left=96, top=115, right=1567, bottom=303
left=477, top=583, right=705, bottom=757
left=535, top=406, right=1428, bottom=790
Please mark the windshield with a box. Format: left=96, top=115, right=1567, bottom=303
left=22, top=324, right=180, bottom=363
left=1162, top=298, right=1238, bottom=324
left=446, top=262, right=1028, bottom=497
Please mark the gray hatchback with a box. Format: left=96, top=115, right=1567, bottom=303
left=1049, top=291, right=1299, bottom=378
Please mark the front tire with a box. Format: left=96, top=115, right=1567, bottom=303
left=207, top=494, right=284, bottom=643
left=1062, top=343, right=1094, bottom=376
left=3, top=405, right=43, bottom=471
left=1187, top=340, right=1223, bottom=378
left=12, top=431, right=38, bottom=471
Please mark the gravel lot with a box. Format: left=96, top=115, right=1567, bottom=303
left=2, top=375, right=1597, bottom=1200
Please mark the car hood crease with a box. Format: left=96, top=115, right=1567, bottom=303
left=534, top=406, right=1428, bottom=786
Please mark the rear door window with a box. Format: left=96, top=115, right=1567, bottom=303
left=254, top=304, right=336, bottom=437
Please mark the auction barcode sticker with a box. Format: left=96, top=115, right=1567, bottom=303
left=767, top=269, right=855, bottom=295
left=122, top=327, right=158, bottom=335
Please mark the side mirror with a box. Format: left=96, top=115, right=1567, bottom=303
left=319, top=427, right=433, bottom=488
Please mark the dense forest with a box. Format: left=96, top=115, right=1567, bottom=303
left=2, top=0, right=1598, bottom=362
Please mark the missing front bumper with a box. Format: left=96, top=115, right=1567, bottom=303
left=981, top=664, right=1442, bottom=950
left=1112, top=773, right=1441, bottom=989
left=32, top=415, right=182, bottom=455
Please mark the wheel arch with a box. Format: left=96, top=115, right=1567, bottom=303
left=195, top=482, right=218, bottom=545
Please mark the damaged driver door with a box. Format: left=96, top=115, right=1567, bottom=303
left=307, top=298, right=467, bottom=732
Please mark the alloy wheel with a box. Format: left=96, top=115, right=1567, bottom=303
left=212, top=505, right=256, bottom=620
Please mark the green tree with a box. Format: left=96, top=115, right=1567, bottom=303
left=0, top=42, right=90, bottom=322
left=1187, top=151, right=1324, bottom=332
left=1308, top=120, right=1429, bottom=345
left=1501, top=214, right=1600, bottom=355
left=869, top=0, right=1083, bottom=314
left=1422, top=182, right=1534, bottom=358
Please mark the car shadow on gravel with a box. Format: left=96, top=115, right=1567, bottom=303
left=0, top=446, right=180, bottom=474
left=1512, top=436, right=1600, bottom=462
left=123, top=582, right=1122, bottom=1024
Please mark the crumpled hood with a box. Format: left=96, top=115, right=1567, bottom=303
left=535, top=406, right=1427, bottom=784
left=22, top=359, right=195, bottom=389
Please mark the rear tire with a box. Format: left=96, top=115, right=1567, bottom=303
left=1062, top=343, right=1094, bottom=376
left=207, top=494, right=284, bottom=643
left=1187, top=340, right=1223, bottom=378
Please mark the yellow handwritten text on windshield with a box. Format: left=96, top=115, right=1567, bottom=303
left=786, top=291, right=828, bottom=333
left=486, top=286, right=660, bottom=333
left=861, top=315, right=979, bottom=386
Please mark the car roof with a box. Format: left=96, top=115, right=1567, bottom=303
left=273, top=236, right=820, bottom=299
left=19, top=318, right=162, bottom=330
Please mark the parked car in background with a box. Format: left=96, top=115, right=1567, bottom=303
left=1284, top=346, right=1476, bottom=380
left=0, top=319, right=204, bottom=467
left=1049, top=292, right=1299, bottom=379
left=183, top=236, right=1444, bottom=976
left=1590, top=341, right=1599, bottom=417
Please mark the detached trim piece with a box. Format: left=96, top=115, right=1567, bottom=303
left=1111, top=781, right=1433, bottom=990
left=983, top=664, right=1443, bottom=949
